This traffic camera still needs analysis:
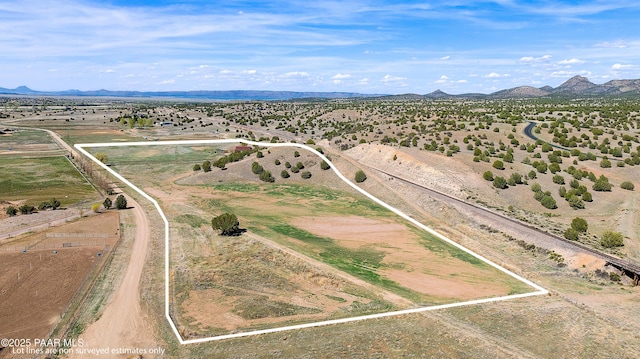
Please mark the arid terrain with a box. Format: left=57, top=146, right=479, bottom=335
left=0, top=96, right=639, bottom=358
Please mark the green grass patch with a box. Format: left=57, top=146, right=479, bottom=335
left=233, top=296, right=323, bottom=319
left=213, top=182, right=262, bottom=193
left=174, top=214, right=208, bottom=228
left=0, top=156, right=97, bottom=205
left=0, top=129, right=55, bottom=146
left=413, top=228, right=487, bottom=268
left=269, top=223, right=423, bottom=302
left=325, top=294, right=347, bottom=303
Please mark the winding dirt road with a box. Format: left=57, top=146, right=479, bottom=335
left=28, top=127, right=158, bottom=356
left=71, top=194, right=156, bottom=356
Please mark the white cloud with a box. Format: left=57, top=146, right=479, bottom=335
left=440, top=55, right=450, bottom=60
left=359, top=78, right=369, bottom=85
left=332, top=73, right=351, bottom=79
left=157, top=79, right=175, bottom=84
left=435, top=75, right=448, bottom=84
left=520, top=55, right=552, bottom=64
left=219, top=69, right=233, bottom=74
left=558, top=58, right=585, bottom=65
left=381, top=74, right=406, bottom=82
left=281, top=71, right=309, bottom=78
left=242, top=69, right=257, bottom=74
left=595, top=40, right=629, bottom=48
left=485, top=72, right=509, bottom=78
left=612, top=63, right=636, bottom=70
left=456, top=79, right=467, bottom=83
left=551, top=70, right=591, bottom=78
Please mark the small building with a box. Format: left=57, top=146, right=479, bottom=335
left=235, top=146, right=252, bottom=152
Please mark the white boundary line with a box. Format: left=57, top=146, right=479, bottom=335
left=74, top=139, right=548, bottom=345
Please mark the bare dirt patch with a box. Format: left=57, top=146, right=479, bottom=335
left=175, top=234, right=390, bottom=339
left=0, top=248, right=98, bottom=340
left=292, top=215, right=515, bottom=301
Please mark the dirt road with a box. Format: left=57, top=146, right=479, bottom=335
left=71, top=195, right=156, bottom=357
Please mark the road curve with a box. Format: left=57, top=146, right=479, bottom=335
left=71, top=194, right=156, bottom=356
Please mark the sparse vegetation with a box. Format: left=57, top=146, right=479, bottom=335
left=211, top=212, right=241, bottom=236
left=600, top=231, right=624, bottom=248
left=620, top=181, right=634, bottom=191
left=355, top=170, right=367, bottom=183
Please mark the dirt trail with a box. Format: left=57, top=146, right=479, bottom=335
left=71, top=195, right=156, bottom=356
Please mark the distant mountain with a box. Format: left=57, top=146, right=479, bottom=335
left=490, top=86, right=550, bottom=98
left=0, top=87, right=383, bottom=100
left=2, top=76, right=640, bottom=100
left=0, top=86, right=38, bottom=94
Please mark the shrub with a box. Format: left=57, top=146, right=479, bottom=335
left=540, top=195, right=557, bottom=209
left=564, top=228, right=579, bottom=241
left=571, top=217, right=588, bottom=233
left=531, top=182, right=542, bottom=192
left=600, top=231, right=624, bottom=248
left=259, top=170, right=275, bottom=182
left=291, top=165, right=300, bottom=173
left=492, top=160, right=505, bottom=170
left=103, top=198, right=112, bottom=209
left=5, top=206, right=17, bottom=216
left=202, top=160, right=211, bottom=172
left=483, top=171, right=494, bottom=181
left=528, top=170, right=537, bottom=179
left=567, top=196, right=584, bottom=209
left=493, top=176, right=508, bottom=189
left=510, top=172, right=522, bottom=184
left=620, top=181, right=634, bottom=191
left=19, top=204, right=35, bottom=214
left=320, top=160, right=330, bottom=170
left=285, top=161, right=291, bottom=168
left=559, top=186, right=567, bottom=197
left=211, top=213, right=241, bottom=236
left=193, top=164, right=201, bottom=171
left=301, top=171, right=312, bottom=179
left=251, top=161, right=264, bottom=174
left=296, top=162, right=304, bottom=169
left=582, top=191, right=593, bottom=202
left=536, top=162, right=548, bottom=173
left=280, top=170, right=290, bottom=178
left=355, top=170, right=367, bottom=183
left=552, top=174, right=565, bottom=185
left=294, top=151, right=300, bottom=158
left=91, top=203, right=101, bottom=213
left=256, top=151, right=264, bottom=158
left=600, top=158, right=611, bottom=168
left=274, top=159, right=281, bottom=166
left=592, top=175, right=612, bottom=192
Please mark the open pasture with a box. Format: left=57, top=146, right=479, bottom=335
left=0, top=156, right=96, bottom=206
left=96, top=142, right=533, bottom=339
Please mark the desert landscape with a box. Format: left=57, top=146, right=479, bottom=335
left=0, top=91, right=639, bottom=358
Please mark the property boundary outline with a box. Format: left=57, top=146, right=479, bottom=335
left=74, top=139, right=548, bottom=345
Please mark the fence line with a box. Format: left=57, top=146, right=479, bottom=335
left=46, top=232, right=110, bottom=239
left=0, top=240, right=107, bottom=252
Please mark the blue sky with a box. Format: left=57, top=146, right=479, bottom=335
left=1, top=0, right=639, bottom=94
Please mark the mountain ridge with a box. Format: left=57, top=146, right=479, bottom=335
left=1, top=76, right=640, bottom=100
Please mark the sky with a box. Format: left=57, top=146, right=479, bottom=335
left=1, top=0, right=639, bottom=94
